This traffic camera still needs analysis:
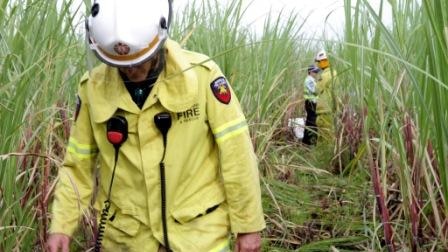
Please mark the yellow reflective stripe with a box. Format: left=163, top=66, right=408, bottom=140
left=210, top=239, right=230, bottom=252
left=67, top=137, right=98, bottom=159
left=304, top=94, right=318, bottom=99
left=212, top=117, right=248, bottom=143
left=213, top=117, right=245, bottom=134
left=215, top=125, right=248, bottom=143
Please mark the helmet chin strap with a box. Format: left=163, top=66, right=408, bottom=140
left=167, top=0, right=173, bottom=31
left=146, top=49, right=166, bottom=81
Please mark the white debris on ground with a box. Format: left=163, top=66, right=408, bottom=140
left=288, top=117, right=305, bottom=140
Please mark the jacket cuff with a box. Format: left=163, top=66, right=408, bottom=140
left=231, top=222, right=266, bottom=234
left=49, top=218, right=78, bottom=237
left=230, top=211, right=266, bottom=234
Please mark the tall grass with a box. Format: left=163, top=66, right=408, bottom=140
left=2, top=0, right=446, bottom=251
left=0, top=0, right=84, bottom=250
left=339, top=0, right=448, bottom=250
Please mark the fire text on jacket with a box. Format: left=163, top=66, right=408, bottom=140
left=177, top=104, right=200, bottom=124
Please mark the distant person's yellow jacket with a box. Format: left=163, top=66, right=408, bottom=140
left=316, top=67, right=338, bottom=115
left=50, top=40, right=265, bottom=251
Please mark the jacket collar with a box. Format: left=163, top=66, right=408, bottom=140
left=154, top=39, right=198, bottom=113
left=88, top=39, right=198, bottom=123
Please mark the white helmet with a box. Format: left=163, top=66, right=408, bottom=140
left=86, top=0, right=173, bottom=67
left=315, top=50, right=328, bottom=61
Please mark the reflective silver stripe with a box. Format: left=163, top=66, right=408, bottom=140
left=213, top=118, right=248, bottom=143
left=67, top=137, right=98, bottom=159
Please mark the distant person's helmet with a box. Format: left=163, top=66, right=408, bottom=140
left=315, top=50, right=328, bottom=61
left=315, top=50, right=329, bottom=69
left=86, top=0, right=173, bottom=67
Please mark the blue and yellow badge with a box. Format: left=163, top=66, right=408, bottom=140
left=74, top=95, right=81, bottom=122
left=210, top=77, right=231, bottom=104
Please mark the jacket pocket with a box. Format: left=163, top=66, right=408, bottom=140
left=98, top=206, right=141, bottom=237
left=171, top=183, right=225, bottom=224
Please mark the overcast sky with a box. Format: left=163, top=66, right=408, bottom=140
left=172, top=0, right=392, bottom=39
left=71, top=0, right=392, bottom=39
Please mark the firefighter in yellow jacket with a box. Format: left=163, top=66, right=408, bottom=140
left=47, top=0, right=265, bottom=251
left=314, top=50, right=338, bottom=143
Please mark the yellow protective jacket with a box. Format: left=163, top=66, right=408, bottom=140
left=50, top=39, right=265, bottom=251
left=316, top=67, right=338, bottom=114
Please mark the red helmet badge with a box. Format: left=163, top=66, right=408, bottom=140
left=114, top=42, right=130, bottom=55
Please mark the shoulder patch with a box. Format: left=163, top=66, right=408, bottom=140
left=74, top=95, right=81, bottom=122
left=210, top=77, right=231, bottom=104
